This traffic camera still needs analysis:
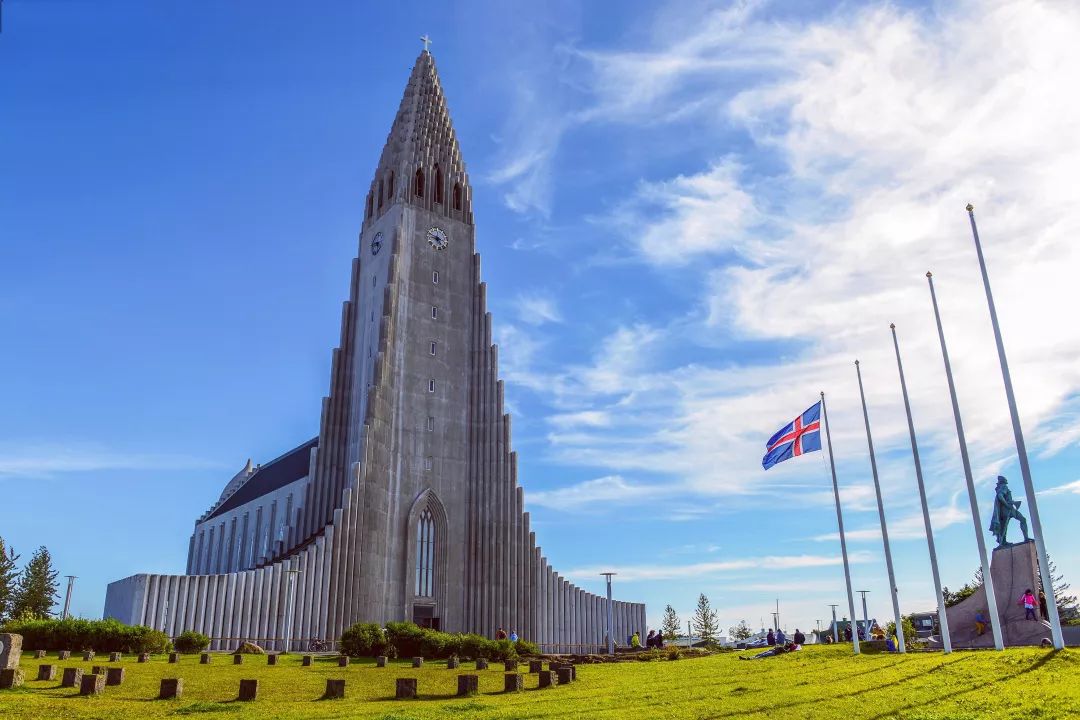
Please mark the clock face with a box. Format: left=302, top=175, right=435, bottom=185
left=371, top=232, right=383, bottom=256
left=426, top=226, right=448, bottom=250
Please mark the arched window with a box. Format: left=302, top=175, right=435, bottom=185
left=387, top=171, right=394, bottom=199
left=415, top=509, right=435, bottom=597
left=366, top=194, right=373, bottom=219
left=453, top=183, right=462, bottom=211
left=414, top=168, right=425, bottom=198
left=378, top=180, right=384, bottom=209
left=433, top=163, right=443, bottom=204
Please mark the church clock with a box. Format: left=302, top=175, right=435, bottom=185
left=371, top=232, right=383, bottom=256
left=426, top=227, right=448, bottom=250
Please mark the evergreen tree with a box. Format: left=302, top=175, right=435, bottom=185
left=1038, top=554, right=1078, bottom=618
left=12, top=546, right=59, bottom=619
left=661, top=604, right=681, bottom=640
left=728, top=619, right=753, bottom=641
left=691, top=593, right=718, bottom=644
left=0, top=537, right=19, bottom=623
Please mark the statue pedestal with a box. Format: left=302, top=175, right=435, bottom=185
left=944, top=541, right=1050, bottom=647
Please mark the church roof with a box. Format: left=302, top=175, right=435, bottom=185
left=205, top=437, right=318, bottom=521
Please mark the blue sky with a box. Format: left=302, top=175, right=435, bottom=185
left=3, top=0, right=1080, bottom=637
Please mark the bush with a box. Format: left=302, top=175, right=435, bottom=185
left=0, top=617, right=170, bottom=654
left=667, top=647, right=682, bottom=660
left=173, top=630, right=210, bottom=654
left=340, top=623, right=387, bottom=657
left=514, top=638, right=539, bottom=657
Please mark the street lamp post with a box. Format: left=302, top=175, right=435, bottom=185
left=601, top=573, right=616, bottom=655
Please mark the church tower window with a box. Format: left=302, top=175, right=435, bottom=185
left=453, top=183, right=462, bottom=211
left=378, top=180, right=384, bottom=209
left=416, top=509, right=435, bottom=597
left=414, top=168, right=425, bottom=198
left=433, top=163, right=444, bottom=204
left=366, top=194, right=373, bottom=219
left=387, top=171, right=394, bottom=198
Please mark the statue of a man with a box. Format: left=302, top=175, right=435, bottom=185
left=989, top=475, right=1029, bottom=548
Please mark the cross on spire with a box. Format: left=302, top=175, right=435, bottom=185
left=420, top=34, right=432, bottom=52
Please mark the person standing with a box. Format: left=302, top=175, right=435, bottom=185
left=775, top=628, right=787, bottom=646
left=509, top=629, right=518, bottom=643
left=1020, top=589, right=1037, bottom=620
left=1039, top=589, right=1049, bottom=620
left=766, top=629, right=775, bottom=646
left=793, top=629, right=806, bottom=645
left=495, top=627, right=507, bottom=640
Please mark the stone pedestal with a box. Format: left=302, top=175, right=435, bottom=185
left=0, top=668, right=23, bottom=689
left=37, top=664, right=56, bottom=681
left=302, top=655, right=313, bottom=667
left=556, top=667, right=574, bottom=684
left=538, top=670, right=557, bottom=688
left=411, top=656, right=423, bottom=668
left=456, top=674, right=478, bottom=696
left=504, top=659, right=518, bottom=672
left=34, top=650, right=46, bottom=659
left=61, top=667, right=83, bottom=687
left=267, top=654, right=278, bottom=666
left=238, top=679, right=258, bottom=701
left=83, top=651, right=95, bottom=661
left=337, top=655, right=349, bottom=667
left=945, top=540, right=1053, bottom=648
left=200, top=653, right=211, bottom=664
left=159, top=678, right=183, bottom=699
left=0, top=634, right=23, bottom=671
left=168, top=652, right=178, bottom=663
left=109, top=652, right=122, bottom=662
left=58, top=651, right=71, bottom=660
left=80, top=673, right=105, bottom=696
left=324, top=678, right=346, bottom=699
left=447, top=656, right=459, bottom=669
left=92, top=665, right=106, bottom=676
left=475, top=659, right=488, bottom=670
left=503, top=672, right=523, bottom=692
left=528, top=660, right=543, bottom=673
left=375, top=655, right=387, bottom=667
left=138, top=653, right=150, bottom=663
left=395, top=677, right=417, bottom=699
left=106, top=667, right=125, bottom=686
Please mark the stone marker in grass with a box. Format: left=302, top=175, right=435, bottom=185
left=504, top=659, right=518, bottom=672
left=105, top=667, right=125, bottom=686
left=556, top=667, right=573, bottom=684
left=200, top=653, right=211, bottom=664
left=338, top=655, right=349, bottom=667
left=238, top=679, right=258, bottom=701
left=34, top=650, right=46, bottom=659
left=233, top=654, right=243, bottom=665
left=37, top=664, right=56, bottom=681
left=529, top=660, right=543, bottom=673
left=267, top=654, right=278, bottom=666
left=375, top=656, right=387, bottom=667
left=83, top=651, right=95, bottom=661
left=475, top=659, right=488, bottom=670
left=302, top=655, right=313, bottom=667
left=109, top=652, right=122, bottom=662
left=159, top=678, right=183, bottom=699
left=80, top=673, right=105, bottom=696
left=58, top=651, right=71, bottom=660
left=0, top=633, right=21, bottom=670
left=538, top=670, right=557, bottom=688
left=168, top=652, right=178, bottom=663
left=92, top=665, right=106, bottom=676
left=503, top=672, right=523, bottom=692
left=138, top=653, right=150, bottom=663
left=457, top=674, right=478, bottom=696
left=61, top=667, right=83, bottom=687
left=0, top=668, right=24, bottom=689
left=447, top=656, right=459, bottom=669
left=395, top=677, right=417, bottom=699
left=323, top=678, right=346, bottom=699
left=412, top=656, right=424, bottom=668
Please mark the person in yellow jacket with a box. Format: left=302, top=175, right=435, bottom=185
left=630, top=631, right=641, bottom=648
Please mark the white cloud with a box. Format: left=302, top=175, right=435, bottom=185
left=567, top=550, right=875, bottom=582
left=1039, top=479, right=1080, bottom=497
left=514, top=292, right=563, bottom=325
left=526, top=475, right=667, bottom=512
left=0, top=443, right=218, bottom=478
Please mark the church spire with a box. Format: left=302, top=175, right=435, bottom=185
left=364, top=48, right=473, bottom=226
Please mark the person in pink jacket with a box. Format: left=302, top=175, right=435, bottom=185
left=1020, top=589, right=1037, bottom=620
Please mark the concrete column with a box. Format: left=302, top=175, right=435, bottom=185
left=311, top=535, right=326, bottom=642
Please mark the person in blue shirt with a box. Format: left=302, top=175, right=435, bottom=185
left=509, top=630, right=518, bottom=643
left=775, top=629, right=787, bottom=645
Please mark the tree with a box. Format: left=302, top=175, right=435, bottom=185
left=661, top=604, right=681, bottom=640
left=0, top=537, right=19, bottom=623
left=728, top=619, right=753, bottom=641
left=1037, top=554, right=1078, bottom=619
left=12, top=546, right=59, bottom=619
left=943, top=567, right=984, bottom=608
left=885, top=615, right=917, bottom=643
left=691, top=593, right=718, bottom=644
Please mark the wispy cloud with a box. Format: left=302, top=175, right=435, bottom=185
left=1039, top=479, right=1080, bottom=497
left=513, top=292, right=563, bottom=325
left=567, top=550, right=875, bottom=582
left=0, top=443, right=219, bottom=478
left=526, top=475, right=667, bottom=512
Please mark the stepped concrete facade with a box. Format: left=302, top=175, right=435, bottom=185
left=104, top=49, right=646, bottom=652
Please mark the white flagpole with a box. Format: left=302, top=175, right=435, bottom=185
left=890, top=324, right=951, bottom=653
left=854, top=360, right=905, bottom=652
left=820, top=391, right=861, bottom=655
left=965, top=204, right=1064, bottom=650
left=927, top=271, right=1004, bottom=650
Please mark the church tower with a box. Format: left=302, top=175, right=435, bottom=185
left=105, top=49, right=646, bottom=650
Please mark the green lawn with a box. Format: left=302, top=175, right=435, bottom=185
left=2, top=646, right=1078, bottom=719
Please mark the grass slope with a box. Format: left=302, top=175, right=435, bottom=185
left=1, top=646, right=1078, bottom=719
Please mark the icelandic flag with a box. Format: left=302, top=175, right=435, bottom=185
left=762, top=401, right=822, bottom=470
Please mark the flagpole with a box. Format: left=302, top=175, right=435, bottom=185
left=965, top=204, right=1064, bottom=650
left=820, top=391, right=860, bottom=655
left=927, top=271, right=1004, bottom=650
left=854, top=361, right=905, bottom=652
left=891, top=324, right=951, bottom=653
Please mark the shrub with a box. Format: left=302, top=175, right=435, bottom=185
left=340, top=622, right=387, bottom=657
left=514, top=638, right=539, bottom=657
left=666, top=647, right=682, bottom=660
left=173, top=630, right=210, bottom=654
left=0, top=617, right=170, bottom=653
